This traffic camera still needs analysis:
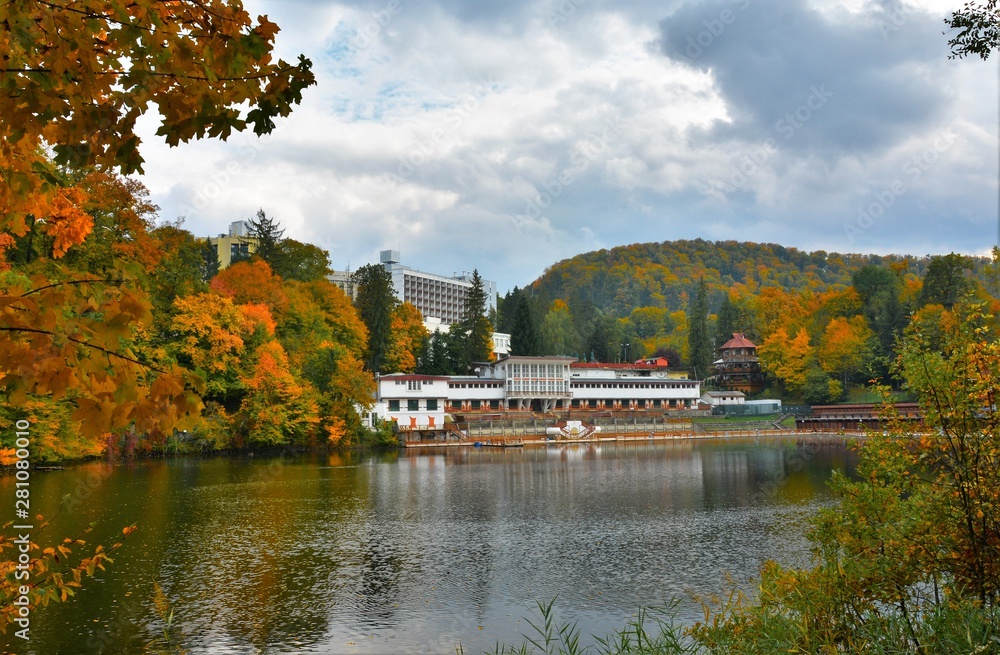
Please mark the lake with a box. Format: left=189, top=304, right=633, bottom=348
left=2, top=437, right=857, bottom=654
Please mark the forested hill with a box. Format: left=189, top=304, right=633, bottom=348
left=531, top=239, right=982, bottom=316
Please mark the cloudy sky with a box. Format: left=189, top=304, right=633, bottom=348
left=136, top=0, right=998, bottom=291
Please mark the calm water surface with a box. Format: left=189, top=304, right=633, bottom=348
left=2, top=438, right=857, bottom=654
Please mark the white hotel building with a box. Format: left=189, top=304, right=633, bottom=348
left=380, top=250, right=497, bottom=326
left=367, top=356, right=701, bottom=434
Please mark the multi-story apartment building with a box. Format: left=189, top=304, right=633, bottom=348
left=379, top=250, right=497, bottom=326
left=204, top=220, right=256, bottom=269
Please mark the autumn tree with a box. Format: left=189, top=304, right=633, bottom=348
left=0, top=0, right=314, bottom=440
left=170, top=293, right=273, bottom=404
left=148, top=223, right=209, bottom=338
left=210, top=259, right=288, bottom=315
left=818, top=316, right=875, bottom=389
left=237, top=341, right=320, bottom=446
left=758, top=327, right=814, bottom=395
left=352, top=263, right=398, bottom=372
left=302, top=341, right=375, bottom=445
left=1, top=1, right=313, bottom=252
left=386, top=302, right=429, bottom=373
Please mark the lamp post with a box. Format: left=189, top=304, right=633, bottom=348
left=621, top=342, right=630, bottom=363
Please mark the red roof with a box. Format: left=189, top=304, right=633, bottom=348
left=719, top=333, right=756, bottom=349
left=571, top=360, right=669, bottom=370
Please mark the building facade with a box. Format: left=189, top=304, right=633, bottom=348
left=712, top=332, right=765, bottom=393
left=380, top=250, right=497, bottom=326
left=370, top=356, right=703, bottom=429
left=204, top=220, right=257, bottom=269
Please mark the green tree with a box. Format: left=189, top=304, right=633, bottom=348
left=511, top=294, right=541, bottom=356
left=541, top=300, right=579, bottom=355
left=352, top=263, right=398, bottom=373
left=460, top=269, right=494, bottom=369
left=200, top=240, right=220, bottom=283
left=947, top=1, right=1000, bottom=59
left=687, top=278, right=712, bottom=379
left=246, top=209, right=285, bottom=268
left=273, top=239, right=331, bottom=282
left=919, top=253, right=975, bottom=309
left=584, top=313, right=618, bottom=362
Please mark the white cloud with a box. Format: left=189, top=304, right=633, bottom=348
left=134, top=0, right=998, bottom=290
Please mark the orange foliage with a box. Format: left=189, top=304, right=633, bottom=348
left=387, top=302, right=428, bottom=373
left=238, top=341, right=321, bottom=446
left=0, top=233, right=14, bottom=271
left=239, top=303, right=277, bottom=337
left=210, top=260, right=288, bottom=314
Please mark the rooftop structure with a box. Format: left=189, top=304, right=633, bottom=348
left=712, top=332, right=764, bottom=394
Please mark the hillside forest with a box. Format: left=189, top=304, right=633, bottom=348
left=498, top=240, right=1000, bottom=404
left=2, top=169, right=998, bottom=463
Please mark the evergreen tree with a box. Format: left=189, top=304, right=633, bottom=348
left=585, top=313, right=616, bottom=362
left=199, top=240, right=220, bottom=282
left=246, top=208, right=285, bottom=268
left=460, top=269, right=494, bottom=369
left=714, top=294, right=740, bottom=344
left=510, top=294, right=541, bottom=356
left=496, top=286, right=522, bottom=335
left=352, top=263, right=398, bottom=373
left=687, top=278, right=712, bottom=380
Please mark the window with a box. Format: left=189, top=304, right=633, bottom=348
left=427, top=399, right=438, bottom=411
left=388, top=400, right=400, bottom=411
left=471, top=400, right=481, bottom=410
left=408, top=380, right=422, bottom=391
left=408, top=399, right=419, bottom=411
left=489, top=400, right=500, bottom=410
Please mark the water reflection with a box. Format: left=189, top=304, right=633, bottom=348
left=1, top=437, right=857, bottom=654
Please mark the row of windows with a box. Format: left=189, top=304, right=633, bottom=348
left=392, top=379, right=434, bottom=390
left=448, top=382, right=503, bottom=389
left=388, top=399, right=440, bottom=412
left=505, top=363, right=569, bottom=378
left=384, top=398, right=693, bottom=413
left=572, top=383, right=693, bottom=389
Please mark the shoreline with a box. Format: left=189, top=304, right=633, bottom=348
left=402, top=430, right=866, bottom=448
